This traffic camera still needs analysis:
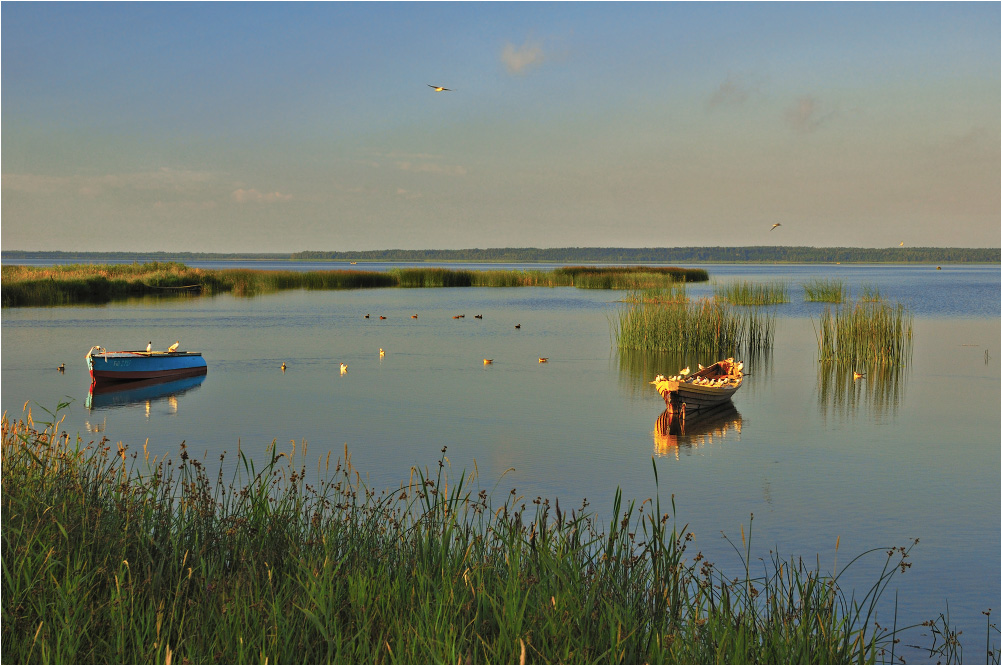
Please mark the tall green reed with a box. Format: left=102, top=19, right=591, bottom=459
left=714, top=280, right=790, bottom=305
left=804, top=278, right=848, bottom=303
left=815, top=300, right=913, bottom=367
left=614, top=298, right=775, bottom=356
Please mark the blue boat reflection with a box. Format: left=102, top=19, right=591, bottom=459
left=86, top=374, right=206, bottom=411
left=653, top=403, right=743, bottom=458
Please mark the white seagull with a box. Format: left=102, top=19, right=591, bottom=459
left=428, top=84, right=452, bottom=92
left=146, top=341, right=152, bottom=353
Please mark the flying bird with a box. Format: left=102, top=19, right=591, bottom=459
left=168, top=341, right=180, bottom=352
left=428, top=84, right=452, bottom=92
left=146, top=341, right=152, bottom=353
left=770, top=223, right=782, bottom=231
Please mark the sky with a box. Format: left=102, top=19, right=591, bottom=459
left=2, top=2, right=999, bottom=252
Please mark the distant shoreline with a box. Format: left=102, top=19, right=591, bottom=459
left=2, top=246, right=999, bottom=264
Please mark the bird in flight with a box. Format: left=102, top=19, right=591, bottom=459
left=770, top=223, right=782, bottom=231
left=428, top=84, right=452, bottom=92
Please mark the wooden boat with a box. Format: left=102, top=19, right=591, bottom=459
left=86, top=345, right=207, bottom=383
left=650, top=358, right=743, bottom=413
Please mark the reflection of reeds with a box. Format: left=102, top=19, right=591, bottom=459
left=803, top=278, right=847, bottom=303
left=815, top=301, right=913, bottom=367
left=817, top=361, right=908, bottom=420
left=714, top=281, right=789, bottom=305
left=615, top=299, right=775, bottom=356
left=3, top=407, right=951, bottom=664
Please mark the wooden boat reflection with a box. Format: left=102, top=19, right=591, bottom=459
left=86, top=374, right=206, bottom=411
left=653, top=403, right=743, bottom=457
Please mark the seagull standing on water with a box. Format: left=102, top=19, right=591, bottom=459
left=340, top=363, right=348, bottom=374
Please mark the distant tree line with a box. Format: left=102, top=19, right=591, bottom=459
left=3, top=246, right=998, bottom=264
left=293, top=246, right=999, bottom=263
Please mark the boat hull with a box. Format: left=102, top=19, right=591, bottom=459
left=87, top=350, right=207, bottom=383
left=651, top=359, right=743, bottom=412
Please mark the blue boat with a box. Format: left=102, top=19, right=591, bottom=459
left=86, top=345, right=207, bottom=383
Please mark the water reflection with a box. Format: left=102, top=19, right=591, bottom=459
left=816, top=361, right=909, bottom=420
left=86, top=374, right=206, bottom=412
left=652, top=404, right=743, bottom=458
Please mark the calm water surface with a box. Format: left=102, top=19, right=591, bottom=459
left=2, top=263, right=999, bottom=661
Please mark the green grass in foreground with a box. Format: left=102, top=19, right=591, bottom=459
left=0, top=263, right=709, bottom=306
left=5, top=405, right=988, bottom=664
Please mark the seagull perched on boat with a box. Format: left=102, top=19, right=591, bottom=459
left=146, top=341, right=152, bottom=353
left=428, top=84, right=452, bottom=92
left=770, top=223, right=781, bottom=231
left=168, top=341, right=180, bottom=353
left=679, top=367, right=690, bottom=377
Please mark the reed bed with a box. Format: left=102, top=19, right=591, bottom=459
left=3, top=406, right=972, bottom=665
left=714, top=280, right=790, bottom=305
left=2, top=263, right=708, bottom=307
left=815, top=300, right=913, bottom=367
left=620, top=283, right=690, bottom=305
left=858, top=283, right=883, bottom=302
left=614, top=298, right=776, bottom=356
left=803, top=278, right=848, bottom=303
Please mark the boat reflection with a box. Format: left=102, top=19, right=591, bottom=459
left=653, top=403, right=743, bottom=458
left=86, top=374, right=206, bottom=412
left=817, top=361, right=908, bottom=420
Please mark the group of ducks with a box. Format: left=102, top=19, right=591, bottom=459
left=365, top=313, right=519, bottom=328
left=282, top=347, right=547, bottom=372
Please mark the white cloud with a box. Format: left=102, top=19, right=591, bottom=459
left=231, top=188, right=293, bottom=204
left=501, top=39, right=545, bottom=75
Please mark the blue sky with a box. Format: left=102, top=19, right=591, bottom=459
left=2, top=2, right=999, bottom=252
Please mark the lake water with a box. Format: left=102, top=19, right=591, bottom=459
left=2, top=263, right=1000, bottom=661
